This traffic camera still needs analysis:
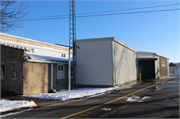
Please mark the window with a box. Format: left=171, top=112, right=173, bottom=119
left=1, top=64, right=5, bottom=79
left=57, top=64, right=65, bottom=79
left=12, top=63, right=17, bottom=79
left=27, top=48, right=30, bottom=52
left=61, top=54, right=66, bottom=57
left=31, top=48, right=34, bottom=53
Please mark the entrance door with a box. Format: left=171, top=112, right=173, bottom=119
left=139, top=60, right=155, bottom=80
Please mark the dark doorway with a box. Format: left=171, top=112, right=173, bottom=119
left=139, top=60, right=155, bottom=80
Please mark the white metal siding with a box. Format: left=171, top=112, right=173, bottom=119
left=76, top=40, right=113, bottom=86
left=113, top=41, right=136, bottom=85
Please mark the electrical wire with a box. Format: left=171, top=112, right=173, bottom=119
left=22, top=2, right=180, bottom=20
left=21, top=8, right=180, bottom=21
left=77, top=8, right=180, bottom=18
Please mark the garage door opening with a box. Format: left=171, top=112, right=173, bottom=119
left=139, top=60, right=155, bottom=80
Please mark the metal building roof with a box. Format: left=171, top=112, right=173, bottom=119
left=77, top=37, right=137, bottom=52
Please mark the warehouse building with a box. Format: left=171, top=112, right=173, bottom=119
left=76, top=37, right=137, bottom=87
left=136, top=51, right=169, bottom=80
left=1, top=33, right=170, bottom=95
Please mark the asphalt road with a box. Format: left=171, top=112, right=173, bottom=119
left=4, top=77, right=179, bottom=118
left=101, top=77, right=179, bottom=118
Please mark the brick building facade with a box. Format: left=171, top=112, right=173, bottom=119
left=1, top=46, right=69, bottom=95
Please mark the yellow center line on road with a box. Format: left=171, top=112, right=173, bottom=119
left=60, top=80, right=168, bottom=119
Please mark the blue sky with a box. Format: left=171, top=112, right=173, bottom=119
left=3, top=0, right=180, bottom=62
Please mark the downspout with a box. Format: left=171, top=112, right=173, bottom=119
left=51, top=63, right=57, bottom=93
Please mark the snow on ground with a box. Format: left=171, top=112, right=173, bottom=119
left=23, top=87, right=121, bottom=101
left=0, top=99, right=36, bottom=113
left=0, top=108, right=34, bottom=118
left=126, top=95, right=151, bottom=102
left=0, top=87, right=121, bottom=117
left=170, top=74, right=179, bottom=78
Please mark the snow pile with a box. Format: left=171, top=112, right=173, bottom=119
left=137, top=96, right=151, bottom=102
left=0, top=108, right=34, bottom=118
left=27, top=53, right=69, bottom=62
left=127, top=95, right=151, bottom=102
left=0, top=99, right=37, bottom=113
left=23, top=87, right=121, bottom=101
left=0, top=87, right=121, bottom=117
left=127, top=95, right=140, bottom=102
left=102, top=107, right=111, bottom=111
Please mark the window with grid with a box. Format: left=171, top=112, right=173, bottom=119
left=57, top=64, right=65, bottom=79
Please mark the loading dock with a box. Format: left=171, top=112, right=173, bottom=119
left=139, top=60, right=156, bottom=80
left=137, top=51, right=169, bottom=81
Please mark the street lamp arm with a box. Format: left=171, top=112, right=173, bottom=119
left=69, top=45, right=80, bottom=50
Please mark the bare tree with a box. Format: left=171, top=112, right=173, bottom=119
left=0, top=0, right=29, bottom=32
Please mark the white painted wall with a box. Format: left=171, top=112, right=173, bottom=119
left=112, top=41, right=137, bottom=85
left=155, top=55, right=160, bottom=79
left=76, top=39, right=113, bottom=86
left=0, top=39, right=69, bottom=59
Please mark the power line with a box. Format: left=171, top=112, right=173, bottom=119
left=72, top=3, right=180, bottom=15
left=22, top=2, right=180, bottom=20
left=21, top=8, right=180, bottom=21
left=77, top=8, right=180, bottom=18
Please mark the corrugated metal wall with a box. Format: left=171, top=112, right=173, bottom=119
left=112, top=41, right=136, bottom=85
left=76, top=40, right=113, bottom=86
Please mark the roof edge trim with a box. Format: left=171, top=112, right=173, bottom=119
left=113, top=38, right=137, bottom=52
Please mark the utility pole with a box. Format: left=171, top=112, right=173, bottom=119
left=69, top=0, right=77, bottom=89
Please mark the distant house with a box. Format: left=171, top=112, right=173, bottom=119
left=169, top=62, right=180, bottom=75
left=0, top=33, right=70, bottom=95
